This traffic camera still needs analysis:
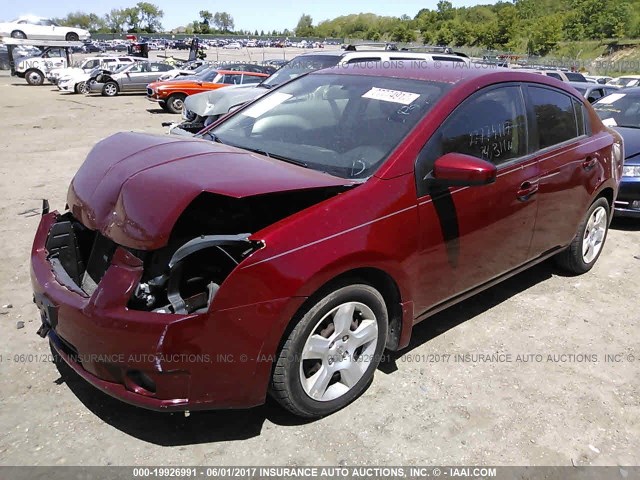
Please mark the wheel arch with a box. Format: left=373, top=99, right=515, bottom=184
left=273, top=266, right=406, bottom=363
left=595, top=186, right=615, bottom=211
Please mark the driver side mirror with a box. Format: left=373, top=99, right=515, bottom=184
left=426, top=152, right=497, bottom=187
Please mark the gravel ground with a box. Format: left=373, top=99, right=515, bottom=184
left=0, top=50, right=639, bottom=467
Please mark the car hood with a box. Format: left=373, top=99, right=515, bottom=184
left=51, top=67, right=80, bottom=75
left=184, top=85, right=267, bottom=116
left=67, top=132, right=352, bottom=250
left=60, top=72, right=90, bottom=82
left=613, top=127, right=640, bottom=162
left=149, top=80, right=223, bottom=91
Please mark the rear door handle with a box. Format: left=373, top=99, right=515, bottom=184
left=517, top=181, right=539, bottom=202
left=583, top=157, right=598, bottom=171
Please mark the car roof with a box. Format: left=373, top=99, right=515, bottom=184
left=215, top=70, right=268, bottom=75
left=312, top=62, right=585, bottom=94
left=613, top=87, right=640, bottom=94
left=293, top=50, right=466, bottom=61
left=566, top=81, right=593, bottom=88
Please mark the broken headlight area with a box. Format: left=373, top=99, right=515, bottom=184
left=128, top=234, right=261, bottom=315
left=44, top=213, right=260, bottom=315
left=45, top=212, right=124, bottom=297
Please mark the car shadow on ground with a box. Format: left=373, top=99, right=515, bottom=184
left=379, top=260, right=556, bottom=373
left=146, top=108, right=170, bottom=114
left=52, top=354, right=313, bottom=446
left=52, top=259, right=557, bottom=445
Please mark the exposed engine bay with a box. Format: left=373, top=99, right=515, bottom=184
left=46, top=188, right=347, bottom=315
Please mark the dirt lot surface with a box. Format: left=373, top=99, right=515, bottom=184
left=0, top=50, right=639, bottom=467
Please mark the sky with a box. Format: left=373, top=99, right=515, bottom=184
left=2, top=0, right=483, bottom=33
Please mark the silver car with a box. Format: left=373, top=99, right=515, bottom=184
left=88, top=61, right=174, bottom=97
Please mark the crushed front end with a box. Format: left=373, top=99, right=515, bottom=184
left=30, top=204, right=283, bottom=411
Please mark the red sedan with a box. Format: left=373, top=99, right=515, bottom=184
left=147, top=68, right=269, bottom=113
left=32, top=63, right=622, bottom=417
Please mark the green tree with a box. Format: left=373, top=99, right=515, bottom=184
left=123, top=7, right=141, bottom=32
left=198, top=10, right=212, bottom=34
left=296, top=14, right=315, bottom=37
left=58, top=12, right=104, bottom=32
left=104, top=8, right=126, bottom=33
left=136, top=2, right=163, bottom=33
left=436, top=1, right=455, bottom=21
left=213, top=12, right=234, bottom=32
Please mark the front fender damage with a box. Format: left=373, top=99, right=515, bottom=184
left=133, top=234, right=261, bottom=315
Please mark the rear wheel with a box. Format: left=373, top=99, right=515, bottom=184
left=166, top=94, right=186, bottom=114
left=270, top=284, right=388, bottom=418
left=25, top=69, right=44, bottom=86
left=65, top=32, right=79, bottom=41
left=555, top=197, right=610, bottom=274
left=11, top=30, right=26, bottom=39
left=102, top=81, right=119, bottom=97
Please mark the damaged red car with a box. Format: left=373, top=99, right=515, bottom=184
left=31, top=64, right=622, bottom=418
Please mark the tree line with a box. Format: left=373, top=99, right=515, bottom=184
left=54, top=0, right=640, bottom=55
left=301, top=0, right=640, bottom=55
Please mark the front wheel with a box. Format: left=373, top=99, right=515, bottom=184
left=11, top=30, right=26, bottom=39
left=25, top=69, right=44, bottom=86
left=65, top=32, right=79, bottom=41
left=102, top=81, right=119, bottom=97
left=270, top=284, right=388, bottom=418
left=166, top=93, right=186, bottom=114
left=555, top=197, right=610, bottom=274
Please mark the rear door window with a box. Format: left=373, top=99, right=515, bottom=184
left=529, top=86, right=580, bottom=149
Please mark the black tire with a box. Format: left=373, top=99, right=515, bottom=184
left=65, top=32, right=79, bottom=41
left=102, top=81, right=119, bottom=97
left=270, top=283, right=388, bottom=418
left=158, top=101, right=168, bottom=112
left=11, top=30, right=26, bottom=39
left=75, top=81, right=89, bottom=95
left=555, top=197, right=610, bottom=274
left=166, top=94, right=186, bottom=114
left=25, top=69, right=44, bottom=86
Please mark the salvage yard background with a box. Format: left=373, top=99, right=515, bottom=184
left=0, top=49, right=639, bottom=466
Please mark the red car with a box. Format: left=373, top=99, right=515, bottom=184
left=32, top=64, right=622, bottom=418
left=147, top=69, right=269, bottom=114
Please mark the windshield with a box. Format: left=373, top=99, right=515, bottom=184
left=610, top=77, right=640, bottom=87
left=594, top=93, right=640, bottom=128
left=207, top=72, right=449, bottom=179
left=114, top=63, right=134, bottom=73
left=193, top=63, right=210, bottom=74
left=199, top=69, right=220, bottom=82
left=572, top=85, right=587, bottom=94
left=261, top=55, right=340, bottom=88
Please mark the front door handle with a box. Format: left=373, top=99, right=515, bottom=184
left=517, top=181, right=539, bottom=202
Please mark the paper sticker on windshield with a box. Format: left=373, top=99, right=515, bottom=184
left=242, top=92, right=293, bottom=118
left=362, top=87, right=420, bottom=105
left=597, top=93, right=626, bottom=105
left=602, top=117, right=617, bottom=126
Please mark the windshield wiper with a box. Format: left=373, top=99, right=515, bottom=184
left=244, top=147, right=308, bottom=168
left=200, top=131, right=225, bottom=143
left=259, top=83, right=274, bottom=89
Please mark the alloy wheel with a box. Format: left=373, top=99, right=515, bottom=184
left=582, top=205, right=607, bottom=264
left=299, top=302, right=378, bottom=402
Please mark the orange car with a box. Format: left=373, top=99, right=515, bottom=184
left=147, top=68, right=269, bottom=113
